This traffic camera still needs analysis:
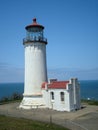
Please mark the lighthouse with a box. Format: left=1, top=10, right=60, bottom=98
left=19, top=18, right=48, bottom=109
left=19, top=18, right=81, bottom=111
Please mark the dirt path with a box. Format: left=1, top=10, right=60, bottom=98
left=0, top=102, right=98, bottom=130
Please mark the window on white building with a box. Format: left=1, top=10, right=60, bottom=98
left=60, top=92, right=64, bottom=101
left=51, top=92, right=54, bottom=100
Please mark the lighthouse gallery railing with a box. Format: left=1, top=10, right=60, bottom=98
left=23, top=37, right=47, bottom=44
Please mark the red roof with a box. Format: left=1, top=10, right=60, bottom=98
left=25, top=18, right=44, bottom=30
left=42, top=82, right=47, bottom=89
left=42, top=81, right=69, bottom=89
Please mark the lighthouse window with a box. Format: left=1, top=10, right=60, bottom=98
left=60, top=92, right=64, bottom=101
left=51, top=92, right=54, bottom=100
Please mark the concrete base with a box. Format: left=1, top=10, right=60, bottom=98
left=19, top=95, right=46, bottom=109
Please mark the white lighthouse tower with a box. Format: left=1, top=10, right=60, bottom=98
left=19, top=18, right=48, bottom=109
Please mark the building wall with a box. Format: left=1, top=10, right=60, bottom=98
left=67, top=83, right=74, bottom=111
left=69, top=78, right=81, bottom=110
left=24, top=42, right=47, bottom=96
left=42, top=88, right=71, bottom=111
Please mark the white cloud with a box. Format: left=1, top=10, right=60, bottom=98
left=48, top=68, right=98, bottom=80
left=0, top=62, right=24, bottom=83
left=0, top=62, right=97, bottom=83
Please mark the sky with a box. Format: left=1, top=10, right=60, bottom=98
left=0, top=0, right=98, bottom=82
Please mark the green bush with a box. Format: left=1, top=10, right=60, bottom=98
left=0, top=93, right=23, bottom=104
left=81, top=99, right=98, bottom=105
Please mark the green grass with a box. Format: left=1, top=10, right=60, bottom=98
left=81, top=99, right=98, bottom=105
left=0, top=99, right=21, bottom=105
left=0, top=115, right=69, bottom=130
left=0, top=93, right=22, bottom=105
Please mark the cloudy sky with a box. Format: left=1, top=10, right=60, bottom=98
left=0, top=0, right=98, bottom=82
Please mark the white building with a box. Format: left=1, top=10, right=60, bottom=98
left=42, top=78, right=81, bottom=111
left=19, top=18, right=81, bottom=111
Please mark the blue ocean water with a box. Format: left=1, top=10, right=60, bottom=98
left=0, top=83, right=24, bottom=100
left=80, top=80, right=98, bottom=100
left=0, top=80, right=98, bottom=100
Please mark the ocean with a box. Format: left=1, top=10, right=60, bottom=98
left=0, top=80, right=98, bottom=100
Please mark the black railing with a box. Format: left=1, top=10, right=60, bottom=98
left=23, top=37, right=47, bottom=44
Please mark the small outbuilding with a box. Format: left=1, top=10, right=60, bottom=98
left=42, top=78, right=81, bottom=111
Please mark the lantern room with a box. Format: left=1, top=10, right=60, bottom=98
left=23, top=18, right=47, bottom=44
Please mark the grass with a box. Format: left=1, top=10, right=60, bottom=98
left=0, top=99, right=21, bottom=105
left=0, top=93, right=22, bottom=105
left=0, top=115, right=69, bottom=130
left=81, top=99, right=98, bottom=105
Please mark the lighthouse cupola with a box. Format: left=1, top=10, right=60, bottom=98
left=23, top=18, right=47, bottom=44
